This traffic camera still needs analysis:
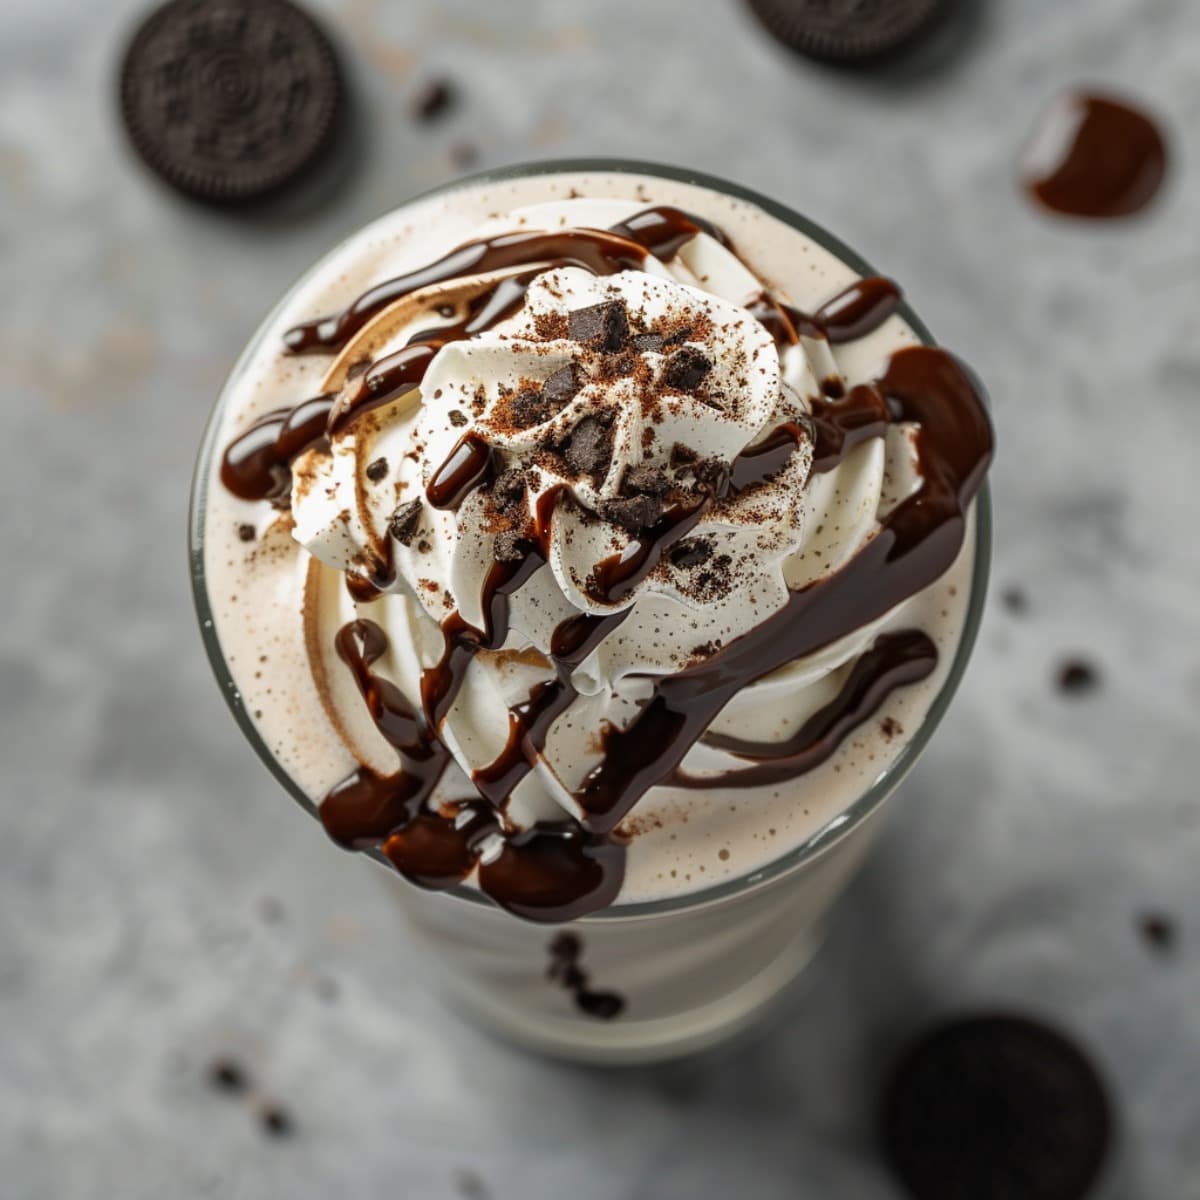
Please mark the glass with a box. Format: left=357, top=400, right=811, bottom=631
left=191, top=159, right=992, bottom=1064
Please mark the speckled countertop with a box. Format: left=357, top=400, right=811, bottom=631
left=2, top=1, right=1198, bottom=1197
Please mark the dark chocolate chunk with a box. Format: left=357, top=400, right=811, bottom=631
left=542, top=362, right=583, bottom=409
left=365, top=457, right=389, bottom=482
left=413, top=78, right=456, bottom=122
left=562, top=416, right=613, bottom=479
left=600, top=494, right=664, bottom=533
left=663, top=345, right=712, bottom=392
left=208, top=1058, right=249, bottom=1095
left=745, top=0, right=945, bottom=65
left=1057, top=658, right=1099, bottom=696
left=670, top=538, right=712, bottom=569
left=119, top=0, right=344, bottom=205
left=388, top=499, right=423, bottom=545
left=448, top=409, right=469, bottom=427
left=632, top=332, right=666, bottom=353
left=567, top=300, right=629, bottom=352
left=237, top=523, right=256, bottom=543
left=622, top=464, right=670, bottom=496
left=493, top=531, right=530, bottom=563
left=881, top=1015, right=1112, bottom=1200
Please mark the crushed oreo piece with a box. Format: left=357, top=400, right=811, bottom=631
left=663, top=345, right=713, bottom=391
left=601, top=494, right=664, bottom=533
left=493, top=531, right=530, bottom=563
left=632, top=332, right=665, bottom=353
left=670, top=538, right=712, bottom=569
left=491, top=468, right=527, bottom=507
left=670, top=443, right=699, bottom=468
left=694, top=457, right=729, bottom=492
left=568, top=300, right=629, bottom=352
left=413, top=78, right=456, bottom=122
left=237, top=523, right=256, bottom=543
left=448, top=409, right=469, bottom=427
left=562, top=415, right=613, bottom=479
left=365, top=457, right=389, bottom=482
left=622, top=464, right=670, bottom=496
left=388, top=499, right=423, bottom=545
left=509, top=386, right=555, bottom=429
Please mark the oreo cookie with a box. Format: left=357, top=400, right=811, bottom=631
left=881, top=1015, right=1113, bottom=1200
left=119, top=0, right=344, bottom=204
left=745, top=0, right=945, bottom=64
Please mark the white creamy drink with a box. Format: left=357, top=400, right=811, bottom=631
left=194, top=165, right=992, bottom=1061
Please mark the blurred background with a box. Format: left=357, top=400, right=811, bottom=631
left=2, top=0, right=1198, bottom=1197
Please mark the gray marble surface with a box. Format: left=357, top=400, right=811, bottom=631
left=3, top=0, right=1199, bottom=1196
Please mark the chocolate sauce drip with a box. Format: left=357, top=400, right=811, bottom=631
left=547, top=932, right=626, bottom=1020
left=282, top=207, right=721, bottom=355
left=746, top=277, right=900, bottom=350
left=814, top=277, right=901, bottom=345
left=677, top=630, right=936, bottom=789
left=471, top=609, right=630, bottom=807
left=588, top=496, right=710, bottom=606
left=808, top=384, right=893, bottom=475
left=427, top=432, right=498, bottom=510
left=607, top=204, right=731, bottom=259
left=219, top=394, right=335, bottom=501
left=477, top=825, right=625, bottom=925
left=573, top=346, right=992, bottom=834
left=320, top=617, right=626, bottom=919
left=1023, top=91, right=1167, bottom=219
left=728, top=422, right=808, bottom=493
left=328, top=344, right=437, bottom=435
left=285, top=231, right=642, bottom=355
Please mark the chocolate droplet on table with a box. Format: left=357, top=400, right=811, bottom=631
left=1137, top=911, right=1177, bottom=955
left=207, top=1058, right=249, bottom=1095
left=1001, top=585, right=1028, bottom=614
left=881, top=1015, right=1113, bottom=1200
left=1057, top=658, right=1099, bottom=696
left=1021, top=90, right=1168, bottom=219
left=413, top=78, right=457, bottom=122
left=119, top=0, right=344, bottom=205
left=259, top=1103, right=296, bottom=1139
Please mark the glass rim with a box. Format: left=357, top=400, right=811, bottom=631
left=190, top=156, right=993, bottom=924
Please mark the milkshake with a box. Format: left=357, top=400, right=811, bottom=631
left=192, top=162, right=992, bottom=1062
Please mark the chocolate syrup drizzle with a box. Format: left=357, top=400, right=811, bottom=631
left=220, top=205, right=992, bottom=921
